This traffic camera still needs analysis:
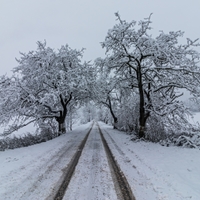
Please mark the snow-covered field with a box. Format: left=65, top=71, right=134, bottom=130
left=0, top=120, right=200, bottom=200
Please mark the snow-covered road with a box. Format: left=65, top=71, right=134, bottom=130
left=63, top=123, right=117, bottom=200
left=0, top=121, right=200, bottom=200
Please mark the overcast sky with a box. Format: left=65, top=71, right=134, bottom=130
left=1, top=0, right=200, bottom=76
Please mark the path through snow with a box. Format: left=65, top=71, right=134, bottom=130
left=63, top=123, right=117, bottom=200
left=0, top=121, right=200, bottom=200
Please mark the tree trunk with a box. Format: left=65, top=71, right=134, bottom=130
left=56, top=110, right=67, bottom=136
left=137, top=65, right=146, bottom=138
left=113, top=117, right=118, bottom=129
left=138, top=120, right=145, bottom=138
left=138, top=94, right=146, bottom=138
left=69, top=111, right=73, bottom=131
left=107, top=96, right=118, bottom=129
left=58, top=121, right=66, bottom=133
left=57, top=93, right=72, bottom=135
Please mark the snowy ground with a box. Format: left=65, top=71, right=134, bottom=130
left=0, top=122, right=92, bottom=200
left=0, top=120, right=200, bottom=200
left=100, top=122, right=200, bottom=200
left=63, top=123, right=117, bottom=200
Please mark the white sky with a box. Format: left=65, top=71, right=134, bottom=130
left=1, top=0, right=200, bottom=75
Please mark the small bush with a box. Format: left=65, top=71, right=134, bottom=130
left=0, top=127, right=59, bottom=151
left=160, top=132, right=200, bottom=149
left=145, top=116, right=167, bottom=143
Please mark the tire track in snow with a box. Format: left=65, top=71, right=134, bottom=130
left=0, top=130, right=88, bottom=184
left=52, top=122, right=94, bottom=200
left=100, top=126, right=185, bottom=200
left=63, top=122, right=117, bottom=200
left=97, top=123, right=136, bottom=200
left=0, top=127, right=91, bottom=200
left=19, top=142, right=76, bottom=199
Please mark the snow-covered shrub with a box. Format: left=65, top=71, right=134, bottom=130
left=174, top=135, right=198, bottom=148
left=0, top=124, right=59, bottom=151
left=145, top=115, right=167, bottom=142
left=160, top=129, right=200, bottom=149
left=117, top=104, right=138, bottom=132
left=116, top=95, right=139, bottom=133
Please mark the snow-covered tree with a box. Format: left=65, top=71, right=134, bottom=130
left=116, top=89, right=139, bottom=132
left=91, top=64, right=120, bottom=128
left=96, top=105, right=112, bottom=124
left=79, top=102, right=97, bottom=123
left=101, top=13, right=200, bottom=138
left=0, top=41, right=92, bottom=135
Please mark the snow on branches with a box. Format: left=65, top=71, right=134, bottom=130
left=0, top=42, right=92, bottom=135
left=99, top=13, right=200, bottom=138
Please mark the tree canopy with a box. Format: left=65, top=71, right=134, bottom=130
left=97, top=13, right=200, bottom=138
left=1, top=13, right=200, bottom=141
left=0, top=41, right=93, bottom=134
